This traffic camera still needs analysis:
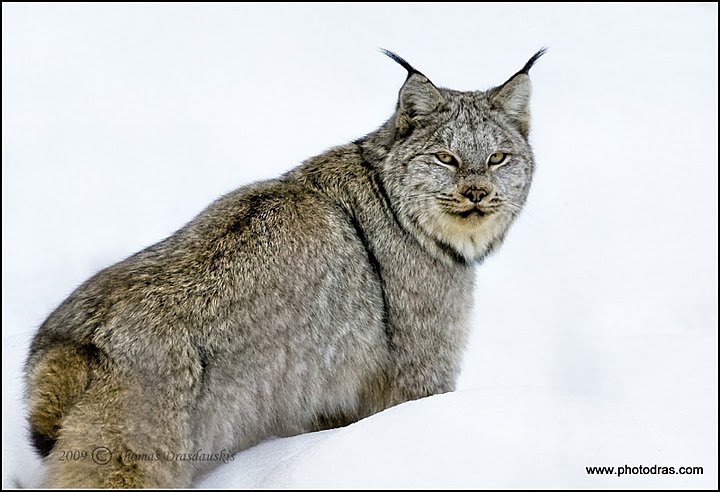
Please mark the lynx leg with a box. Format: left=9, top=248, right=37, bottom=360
left=41, top=375, right=194, bottom=488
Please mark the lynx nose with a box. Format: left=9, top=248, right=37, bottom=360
left=462, top=186, right=490, bottom=203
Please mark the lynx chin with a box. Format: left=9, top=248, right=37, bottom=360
left=25, top=48, right=545, bottom=488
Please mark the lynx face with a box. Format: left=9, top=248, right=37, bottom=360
left=380, top=50, right=544, bottom=262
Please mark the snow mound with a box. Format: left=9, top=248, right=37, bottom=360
left=197, top=390, right=714, bottom=489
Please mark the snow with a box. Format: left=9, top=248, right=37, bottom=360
left=197, top=390, right=711, bottom=489
left=2, top=3, right=717, bottom=489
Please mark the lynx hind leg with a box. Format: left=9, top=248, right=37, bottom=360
left=40, top=369, right=194, bottom=488
left=26, top=344, right=96, bottom=456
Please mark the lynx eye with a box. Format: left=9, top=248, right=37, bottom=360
left=488, top=152, right=507, bottom=166
left=435, top=152, right=458, bottom=167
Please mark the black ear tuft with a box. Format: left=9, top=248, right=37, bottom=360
left=379, top=48, right=425, bottom=80
left=519, top=47, right=548, bottom=75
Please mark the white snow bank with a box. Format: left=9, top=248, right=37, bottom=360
left=197, top=389, right=715, bottom=489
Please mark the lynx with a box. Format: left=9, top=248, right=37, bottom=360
left=25, top=49, right=544, bottom=487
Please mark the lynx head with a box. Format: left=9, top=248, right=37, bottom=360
left=368, top=49, right=545, bottom=263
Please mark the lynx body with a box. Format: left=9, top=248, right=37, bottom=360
left=25, top=50, right=543, bottom=487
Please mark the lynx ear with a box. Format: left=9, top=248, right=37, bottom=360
left=381, top=49, right=444, bottom=137
left=491, top=48, right=546, bottom=137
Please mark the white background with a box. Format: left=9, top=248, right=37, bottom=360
left=2, top=3, right=717, bottom=488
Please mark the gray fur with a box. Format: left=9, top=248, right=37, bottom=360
left=25, top=49, right=543, bottom=488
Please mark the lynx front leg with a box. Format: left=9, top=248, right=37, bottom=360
left=387, top=325, right=466, bottom=405
left=383, top=260, right=475, bottom=405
